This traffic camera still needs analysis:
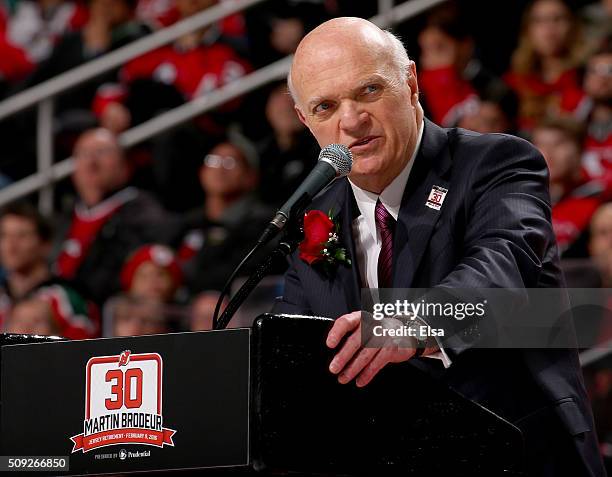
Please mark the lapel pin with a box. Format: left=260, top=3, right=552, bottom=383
left=425, top=185, right=448, bottom=211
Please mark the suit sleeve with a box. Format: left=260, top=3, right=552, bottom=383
left=419, top=134, right=559, bottom=359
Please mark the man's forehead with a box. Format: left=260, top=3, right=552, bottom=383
left=292, top=49, right=392, bottom=104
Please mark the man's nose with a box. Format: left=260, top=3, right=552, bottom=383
left=338, top=101, right=369, bottom=135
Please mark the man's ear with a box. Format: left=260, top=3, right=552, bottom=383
left=407, top=61, right=419, bottom=108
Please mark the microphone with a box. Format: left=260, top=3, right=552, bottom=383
left=258, top=143, right=352, bottom=245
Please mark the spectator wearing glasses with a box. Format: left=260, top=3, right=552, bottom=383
left=177, top=139, right=275, bottom=293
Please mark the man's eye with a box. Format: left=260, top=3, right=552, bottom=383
left=365, top=84, right=379, bottom=94
left=314, top=102, right=332, bottom=113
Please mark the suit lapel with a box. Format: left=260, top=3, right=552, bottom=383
left=393, top=119, right=452, bottom=289
left=317, top=179, right=362, bottom=313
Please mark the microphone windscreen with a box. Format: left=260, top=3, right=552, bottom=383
left=319, top=144, right=353, bottom=177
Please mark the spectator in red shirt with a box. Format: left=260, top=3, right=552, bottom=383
left=533, top=117, right=605, bottom=257
left=417, top=2, right=517, bottom=133
left=54, top=128, right=175, bottom=305
left=22, top=0, right=150, bottom=120
left=93, top=0, right=249, bottom=134
left=2, top=0, right=150, bottom=185
left=0, top=3, right=33, bottom=101
left=506, top=0, right=587, bottom=135
left=0, top=36, right=34, bottom=99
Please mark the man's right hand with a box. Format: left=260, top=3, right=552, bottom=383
left=326, top=311, right=417, bottom=388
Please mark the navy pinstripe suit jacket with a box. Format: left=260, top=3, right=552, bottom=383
left=273, top=119, right=605, bottom=475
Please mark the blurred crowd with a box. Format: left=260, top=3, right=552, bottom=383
left=0, top=0, right=611, bottom=463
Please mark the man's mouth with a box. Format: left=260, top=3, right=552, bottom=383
left=349, top=136, right=380, bottom=149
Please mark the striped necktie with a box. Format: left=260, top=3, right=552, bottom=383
left=375, top=199, right=395, bottom=288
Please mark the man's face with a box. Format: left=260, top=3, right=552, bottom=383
left=418, top=27, right=466, bottom=70
left=72, top=129, right=128, bottom=203
left=584, top=54, right=612, bottom=101
left=590, top=206, right=612, bottom=257
left=6, top=299, right=57, bottom=336
left=190, top=293, right=226, bottom=331
left=528, top=0, right=572, bottom=58
left=113, top=299, right=168, bottom=337
left=532, top=127, right=581, bottom=184
left=129, top=262, right=175, bottom=302
left=291, top=39, right=420, bottom=192
left=200, top=143, right=255, bottom=197
left=458, top=102, right=511, bottom=134
left=0, top=215, right=47, bottom=273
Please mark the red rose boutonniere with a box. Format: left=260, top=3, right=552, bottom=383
left=299, top=210, right=351, bottom=274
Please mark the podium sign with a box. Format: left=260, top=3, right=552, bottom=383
left=1, top=330, right=250, bottom=475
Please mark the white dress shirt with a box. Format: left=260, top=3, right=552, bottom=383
left=348, top=121, right=451, bottom=367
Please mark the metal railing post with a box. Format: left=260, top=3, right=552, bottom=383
left=37, top=99, right=54, bottom=215
left=378, top=0, right=395, bottom=25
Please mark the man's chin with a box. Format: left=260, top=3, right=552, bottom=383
left=350, top=157, right=383, bottom=177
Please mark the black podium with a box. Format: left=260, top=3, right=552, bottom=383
left=0, top=315, right=524, bottom=476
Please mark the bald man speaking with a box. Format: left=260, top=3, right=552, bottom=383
left=272, top=17, right=604, bottom=476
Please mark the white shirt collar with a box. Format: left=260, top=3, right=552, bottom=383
left=348, top=120, right=424, bottom=242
